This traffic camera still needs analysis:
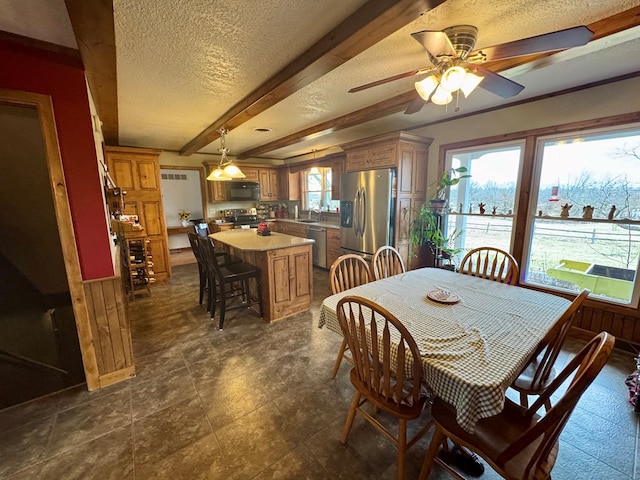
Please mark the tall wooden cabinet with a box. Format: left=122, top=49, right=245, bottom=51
left=105, top=146, right=171, bottom=281
left=341, top=132, right=432, bottom=270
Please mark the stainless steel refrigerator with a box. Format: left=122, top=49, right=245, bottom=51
left=340, top=169, right=395, bottom=258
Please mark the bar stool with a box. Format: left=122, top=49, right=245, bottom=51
left=188, top=232, right=241, bottom=305
left=196, top=235, right=263, bottom=330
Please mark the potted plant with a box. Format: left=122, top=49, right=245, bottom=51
left=410, top=166, right=470, bottom=267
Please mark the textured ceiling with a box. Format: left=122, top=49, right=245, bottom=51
left=1, top=0, right=640, bottom=161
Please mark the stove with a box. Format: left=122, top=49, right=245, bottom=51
left=224, top=208, right=262, bottom=228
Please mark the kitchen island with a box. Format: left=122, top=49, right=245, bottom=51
left=209, top=229, right=314, bottom=322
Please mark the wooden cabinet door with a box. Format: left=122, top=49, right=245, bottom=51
left=268, top=170, right=279, bottom=200
left=259, top=169, right=272, bottom=200
left=110, top=157, right=136, bottom=190
left=331, top=158, right=343, bottom=200
left=267, top=247, right=312, bottom=316
left=212, top=181, right=227, bottom=201
left=346, top=150, right=368, bottom=172
left=241, top=167, right=260, bottom=182
left=326, top=228, right=341, bottom=268
left=368, top=143, right=396, bottom=169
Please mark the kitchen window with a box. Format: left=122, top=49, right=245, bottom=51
left=445, top=141, right=524, bottom=260
left=523, top=126, right=640, bottom=306
left=302, top=167, right=339, bottom=211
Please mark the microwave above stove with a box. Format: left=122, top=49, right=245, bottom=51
left=226, top=181, right=260, bottom=201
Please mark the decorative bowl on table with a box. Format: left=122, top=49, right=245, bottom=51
left=257, top=221, right=271, bottom=236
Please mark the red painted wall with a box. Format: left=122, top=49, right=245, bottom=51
left=0, top=39, right=114, bottom=279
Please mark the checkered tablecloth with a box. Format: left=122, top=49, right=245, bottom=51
left=318, top=268, right=571, bottom=432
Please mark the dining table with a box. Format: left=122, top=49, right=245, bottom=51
left=318, top=267, right=572, bottom=433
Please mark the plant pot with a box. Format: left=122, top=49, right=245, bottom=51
left=430, top=199, right=447, bottom=214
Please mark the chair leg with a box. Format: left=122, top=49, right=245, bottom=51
left=419, top=428, right=446, bottom=480
left=520, top=392, right=529, bottom=408
left=397, top=418, right=407, bottom=480
left=218, top=281, right=227, bottom=330
left=198, top=267, right=206, bottom=305
left=331, top=337, right=348, bottom=378
left=255, top=276, right=263, bottom=317
left=341, top=391, right=361, bottom=444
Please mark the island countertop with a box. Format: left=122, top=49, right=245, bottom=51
left=209, top=229, right=314, bottom=252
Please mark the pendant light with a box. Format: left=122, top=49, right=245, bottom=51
left=206, top=128, right=245, bottom=181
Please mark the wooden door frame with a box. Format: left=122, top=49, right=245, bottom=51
left=0, top=88, right=100, bottom=389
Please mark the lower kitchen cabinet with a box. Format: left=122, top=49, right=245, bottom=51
left=326, top=228, right=341, bottom=268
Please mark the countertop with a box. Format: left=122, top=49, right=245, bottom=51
left=208, top=218, right=340, bottom=229
left=275, top=218, right=340, bottom=229
left=210, top=229, right=315, bottom=252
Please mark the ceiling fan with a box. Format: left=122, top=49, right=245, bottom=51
left=349, top=25, right=594, bottom=113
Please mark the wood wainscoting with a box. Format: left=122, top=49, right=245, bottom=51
left=572, top=301, right=640, bottom=348
left=82, top=275, right=135, bottom=387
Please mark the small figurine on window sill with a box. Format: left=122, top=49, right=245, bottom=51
left=582, top=205, right=594, bottom=220
left=608, top=205, right=617, bottom=220
left=560, top=203, right=572, bottom=218
left=492, top=206, right=497, bottom=215
left=478, top=203, right=486, bottom=215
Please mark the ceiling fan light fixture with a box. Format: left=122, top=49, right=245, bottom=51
left=460, top=71, right=484, bottom=97
left=431, top=85, right=452, bottom=105
left=414, top=75, right=439, bottom=101
left=440, top=66, right=467, bottom=92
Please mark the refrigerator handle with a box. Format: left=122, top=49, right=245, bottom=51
left=359, top=187, right=366, bottom=237
left=354, top=188, right=360, bottom=236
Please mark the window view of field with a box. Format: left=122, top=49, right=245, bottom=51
left=444, top=127, right=640, bottom=304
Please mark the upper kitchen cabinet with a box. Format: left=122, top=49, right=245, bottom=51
left=279, top=168, right=300, bottom=201
left=105, top=146, right=171, bottom=281
left=204, top=161, right=227, bottom=201
left=341, top=132, right=432, bottom=270
left=330, top=154, right=344, bottom=200
left=240, top=166, right=279, bottom=201
left=259, top=168, right=279, bottom=201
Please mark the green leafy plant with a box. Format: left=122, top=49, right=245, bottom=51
left=409, top=166, right=471, bottom=261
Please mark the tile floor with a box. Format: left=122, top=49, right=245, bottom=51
left=1, top=263, right=639, bottom=479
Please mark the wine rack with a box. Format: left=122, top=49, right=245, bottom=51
left=122, top=233, right=155, bottom=299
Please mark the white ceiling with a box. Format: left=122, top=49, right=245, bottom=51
left=2, top=0, right=640, bottom=161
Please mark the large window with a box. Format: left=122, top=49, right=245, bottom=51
left=524, top=126, right=640, bottom=305
left=445, top=142, right=523, bottom=261
left=302, top=167, right=339, bottom=211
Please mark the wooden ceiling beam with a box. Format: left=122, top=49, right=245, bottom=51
left=64, top=0, right=118, bottom=145
left=238, top=92, right=418, bottom=158
left=178, top=0, right=447, bottom=156
left=240, top=5, right=640, bottom=158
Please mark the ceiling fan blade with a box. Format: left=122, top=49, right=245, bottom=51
left=404, top=96, right=426, bottom=114
left=472, top=26, right=594, bottom=63
left=410, top=30, right=456, bottom=59
left=349, top=67, right=438, bottom=93
left=471, top=65, right=525, bottom=98
left=349, top=67, right=437, bottom=93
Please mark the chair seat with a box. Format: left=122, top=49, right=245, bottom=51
left=512, top=361, right=557, bottom=393
left=431, top=397, right=555, bottom=480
